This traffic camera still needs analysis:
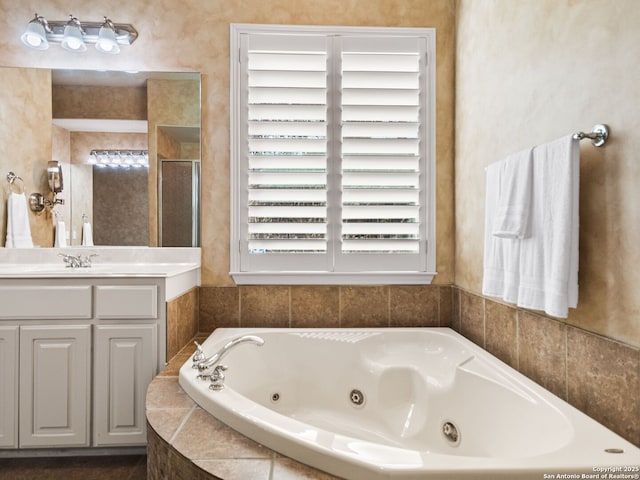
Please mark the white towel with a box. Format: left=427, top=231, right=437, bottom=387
left=54, top=220, right=67, bottom=248
left=517, top=135, right=580, bottom=318
left=492, top=148, right=533, bottom=239
left=82, top=222, right=94, bottom=246
left=482, top=161, right=521, bottom=302
left=5, top=192, right=34, bottom=248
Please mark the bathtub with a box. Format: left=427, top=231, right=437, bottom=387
left=178, top=328, right=640, bottom=479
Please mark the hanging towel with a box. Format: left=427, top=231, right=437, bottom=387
left=482, top=161, right=521, bottom=303
left=517, top=135, right=580, bottom=318
left=492, top=148, right=533, bottom=239
left=5, top=192, right=34, bottom=248
left=54, top=220, right=67, bottom=248
left=82, top=222, right=94, bottom=246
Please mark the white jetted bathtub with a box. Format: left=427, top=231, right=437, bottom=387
left=179, top=328, right=640, bottom=479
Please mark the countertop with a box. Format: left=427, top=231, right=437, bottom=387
left=0, top=262, right=200, bottom=278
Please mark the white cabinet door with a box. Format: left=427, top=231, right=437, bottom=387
left=0, top=326, right=18, bottom=448
left=19, top=325, right=91, bottom=448
left=93, top=324, right=157, bottom=446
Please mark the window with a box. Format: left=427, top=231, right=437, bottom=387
left=230, top=24, right=436, bottom=284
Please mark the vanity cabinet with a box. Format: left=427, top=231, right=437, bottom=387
left=0, top=278, right=168, bottom=451
left=0, top=326, right=18, bottom=448
left=19, top=325, right=91, bottom=448
left=93, top=324, right=157, bottom=446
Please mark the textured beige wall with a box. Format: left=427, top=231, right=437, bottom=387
left=68, top=131, right=148, bottom=244
left=53, top=85, right=146, bottom=120
left=0, top=0, right=456, bottom=286
left=51, top=123, right=71, bottom=237
left=455, top=0, right=640, bottom=346
left=0, top=67, right=54, bottom=247
left=147, top=79, right=200, bottom=247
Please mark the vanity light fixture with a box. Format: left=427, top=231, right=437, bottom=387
left=21, top=13, right=138, bottom=53
left=89, top=150, right=149, bottom=168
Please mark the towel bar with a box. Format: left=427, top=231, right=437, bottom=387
left=573, top=124, right=609, bottom=147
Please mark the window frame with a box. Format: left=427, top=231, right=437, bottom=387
left=230, top=23, right=436, bottom=285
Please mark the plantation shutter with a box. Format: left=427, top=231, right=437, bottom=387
left=233, top=26, right=434, bottom=280
left=240, top=34, right=331, bottom=271
left=336, top=36, right=428, bottom=271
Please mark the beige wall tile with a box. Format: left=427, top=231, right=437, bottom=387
left=340, top=286, right=389, bottom=328
left=484, top=300, right=518, bottom=369
left=518, top=311, right=567, bottom=400
left=450, top=287, right=461, bottom=332
left=172, top=408, right=271, bottom=459
left=389, top=285, right=439, bottom=327
left=567, top=328, right=640, bottom=445
left=460, top=291, right=484, bottom=347
left=145, top=377, right=195, bottom=410
left=240, top=286, right=290, bottom=328
left=166, top=288, right=199, bottom=360
left=194, top=459, right=272, bottom=480
left=291, top=286, right=339, bottom=328
left=199, top=286, right=240, bottom=332
left=273, top=455, right=342, bottom=480
left=438, top=286, right=453, bottom=328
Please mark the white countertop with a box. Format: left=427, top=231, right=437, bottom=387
left=0, top=262, right=200, bottom=278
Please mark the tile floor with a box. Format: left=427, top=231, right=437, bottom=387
left=0, top=455, right=147, bottom=480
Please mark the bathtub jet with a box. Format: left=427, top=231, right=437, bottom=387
left=179, top=328, right=640, bottom=480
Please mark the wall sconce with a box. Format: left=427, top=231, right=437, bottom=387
left=21, top=13, right=137, bottom=53
left=29, top=161, right=65, bottom=213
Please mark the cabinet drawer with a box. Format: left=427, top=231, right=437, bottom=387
left=94, top=285, right=158, bottom=319
left=0, top=286, right=92, bottom=319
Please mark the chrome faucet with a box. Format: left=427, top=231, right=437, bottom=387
left=193, top=335, right=264, bottom=383
left=209, top=365, right=228, bottom=391
left=58, top=253, right=98, bottom=268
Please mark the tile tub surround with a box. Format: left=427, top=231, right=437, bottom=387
left=147, top=341, right=343, bottom=480
left=166, top=287, right=199, bottom=360
left=456, top=289, right=640, bottom=447
left=198, top=285, right=453, bottom=332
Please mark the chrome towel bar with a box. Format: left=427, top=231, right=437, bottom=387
left=573, top=124, right=609, bottom=147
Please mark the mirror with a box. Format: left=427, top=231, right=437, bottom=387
left=0, top=67, right=201, bottom=248
left=52, top=69, right=201, bottom=247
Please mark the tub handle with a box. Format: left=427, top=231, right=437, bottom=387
left=209, top=364, right=228, bottom=391
left=192, top=341, right=206, bottom=367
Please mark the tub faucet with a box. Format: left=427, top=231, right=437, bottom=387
left=196, top=335, right=265, bottom=374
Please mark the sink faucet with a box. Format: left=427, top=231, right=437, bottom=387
left=195, top=335, right=264, bottom=388
left=58, top=253, right=98, bottom=268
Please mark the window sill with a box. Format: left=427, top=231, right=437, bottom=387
left=230, top=271, right=436, bottom=285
